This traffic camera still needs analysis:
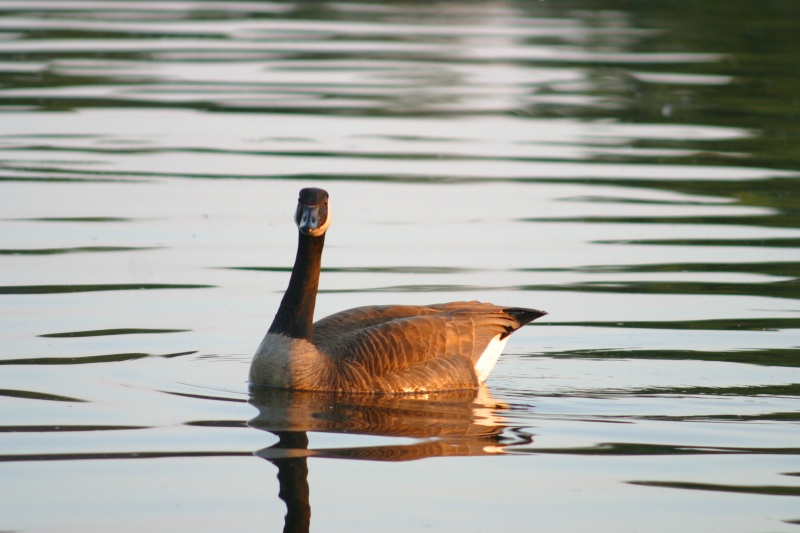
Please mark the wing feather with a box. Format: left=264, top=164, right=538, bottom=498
left=311, top=301, right=543, bottom=392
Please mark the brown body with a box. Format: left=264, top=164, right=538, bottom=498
left=250, top=188, right=546, bottom=394
left=252, top=301, right=543, bottom=393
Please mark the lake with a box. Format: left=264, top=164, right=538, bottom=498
left=1, top=1, right=799, bottom=532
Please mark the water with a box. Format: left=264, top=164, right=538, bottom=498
left=1, top=1, right=799, bottom=531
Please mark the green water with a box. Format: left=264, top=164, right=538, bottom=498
left=1, top=1, right=799, bottom=532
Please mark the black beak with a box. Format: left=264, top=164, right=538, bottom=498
left=297, top=204, right=320, bottom=235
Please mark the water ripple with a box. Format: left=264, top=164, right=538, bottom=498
left=0, top=283, right=214, bottom=294
left=1, top=2, right=799, bottom=531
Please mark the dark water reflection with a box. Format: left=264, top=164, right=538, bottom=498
left=249, top=386, right=511, bottom=456
left=2, top=1, right=800, bottom=531
left=249, top=386, right=516, bottom=532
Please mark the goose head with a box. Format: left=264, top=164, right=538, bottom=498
left=295, top=187, right=331, bottom=237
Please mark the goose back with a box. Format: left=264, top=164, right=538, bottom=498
left=308, top=301, right=543, bottom=393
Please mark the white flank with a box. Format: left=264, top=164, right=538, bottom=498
left=473, top=334, right=509, bottom=383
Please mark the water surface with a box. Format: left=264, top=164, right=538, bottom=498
left=1, top=1, right=799, bottom=532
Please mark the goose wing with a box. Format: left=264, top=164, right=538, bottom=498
left=312, top=302, right=544, bottom=392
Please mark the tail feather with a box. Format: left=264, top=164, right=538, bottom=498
left=501, top=307, right=547, bottom=338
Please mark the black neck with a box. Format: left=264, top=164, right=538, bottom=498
left=268, top=232, right=325, bottom=340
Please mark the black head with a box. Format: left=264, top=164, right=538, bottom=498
left=295, top=188, right=331, bottom=236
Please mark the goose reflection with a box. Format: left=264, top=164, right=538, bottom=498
left=248, top=386, right=527, bottom=532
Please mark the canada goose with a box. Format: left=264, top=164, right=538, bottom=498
left=250, top=188, right=546, bottom=393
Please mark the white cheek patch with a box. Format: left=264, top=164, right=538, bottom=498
left=306, top=204, right=331, bottom=236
